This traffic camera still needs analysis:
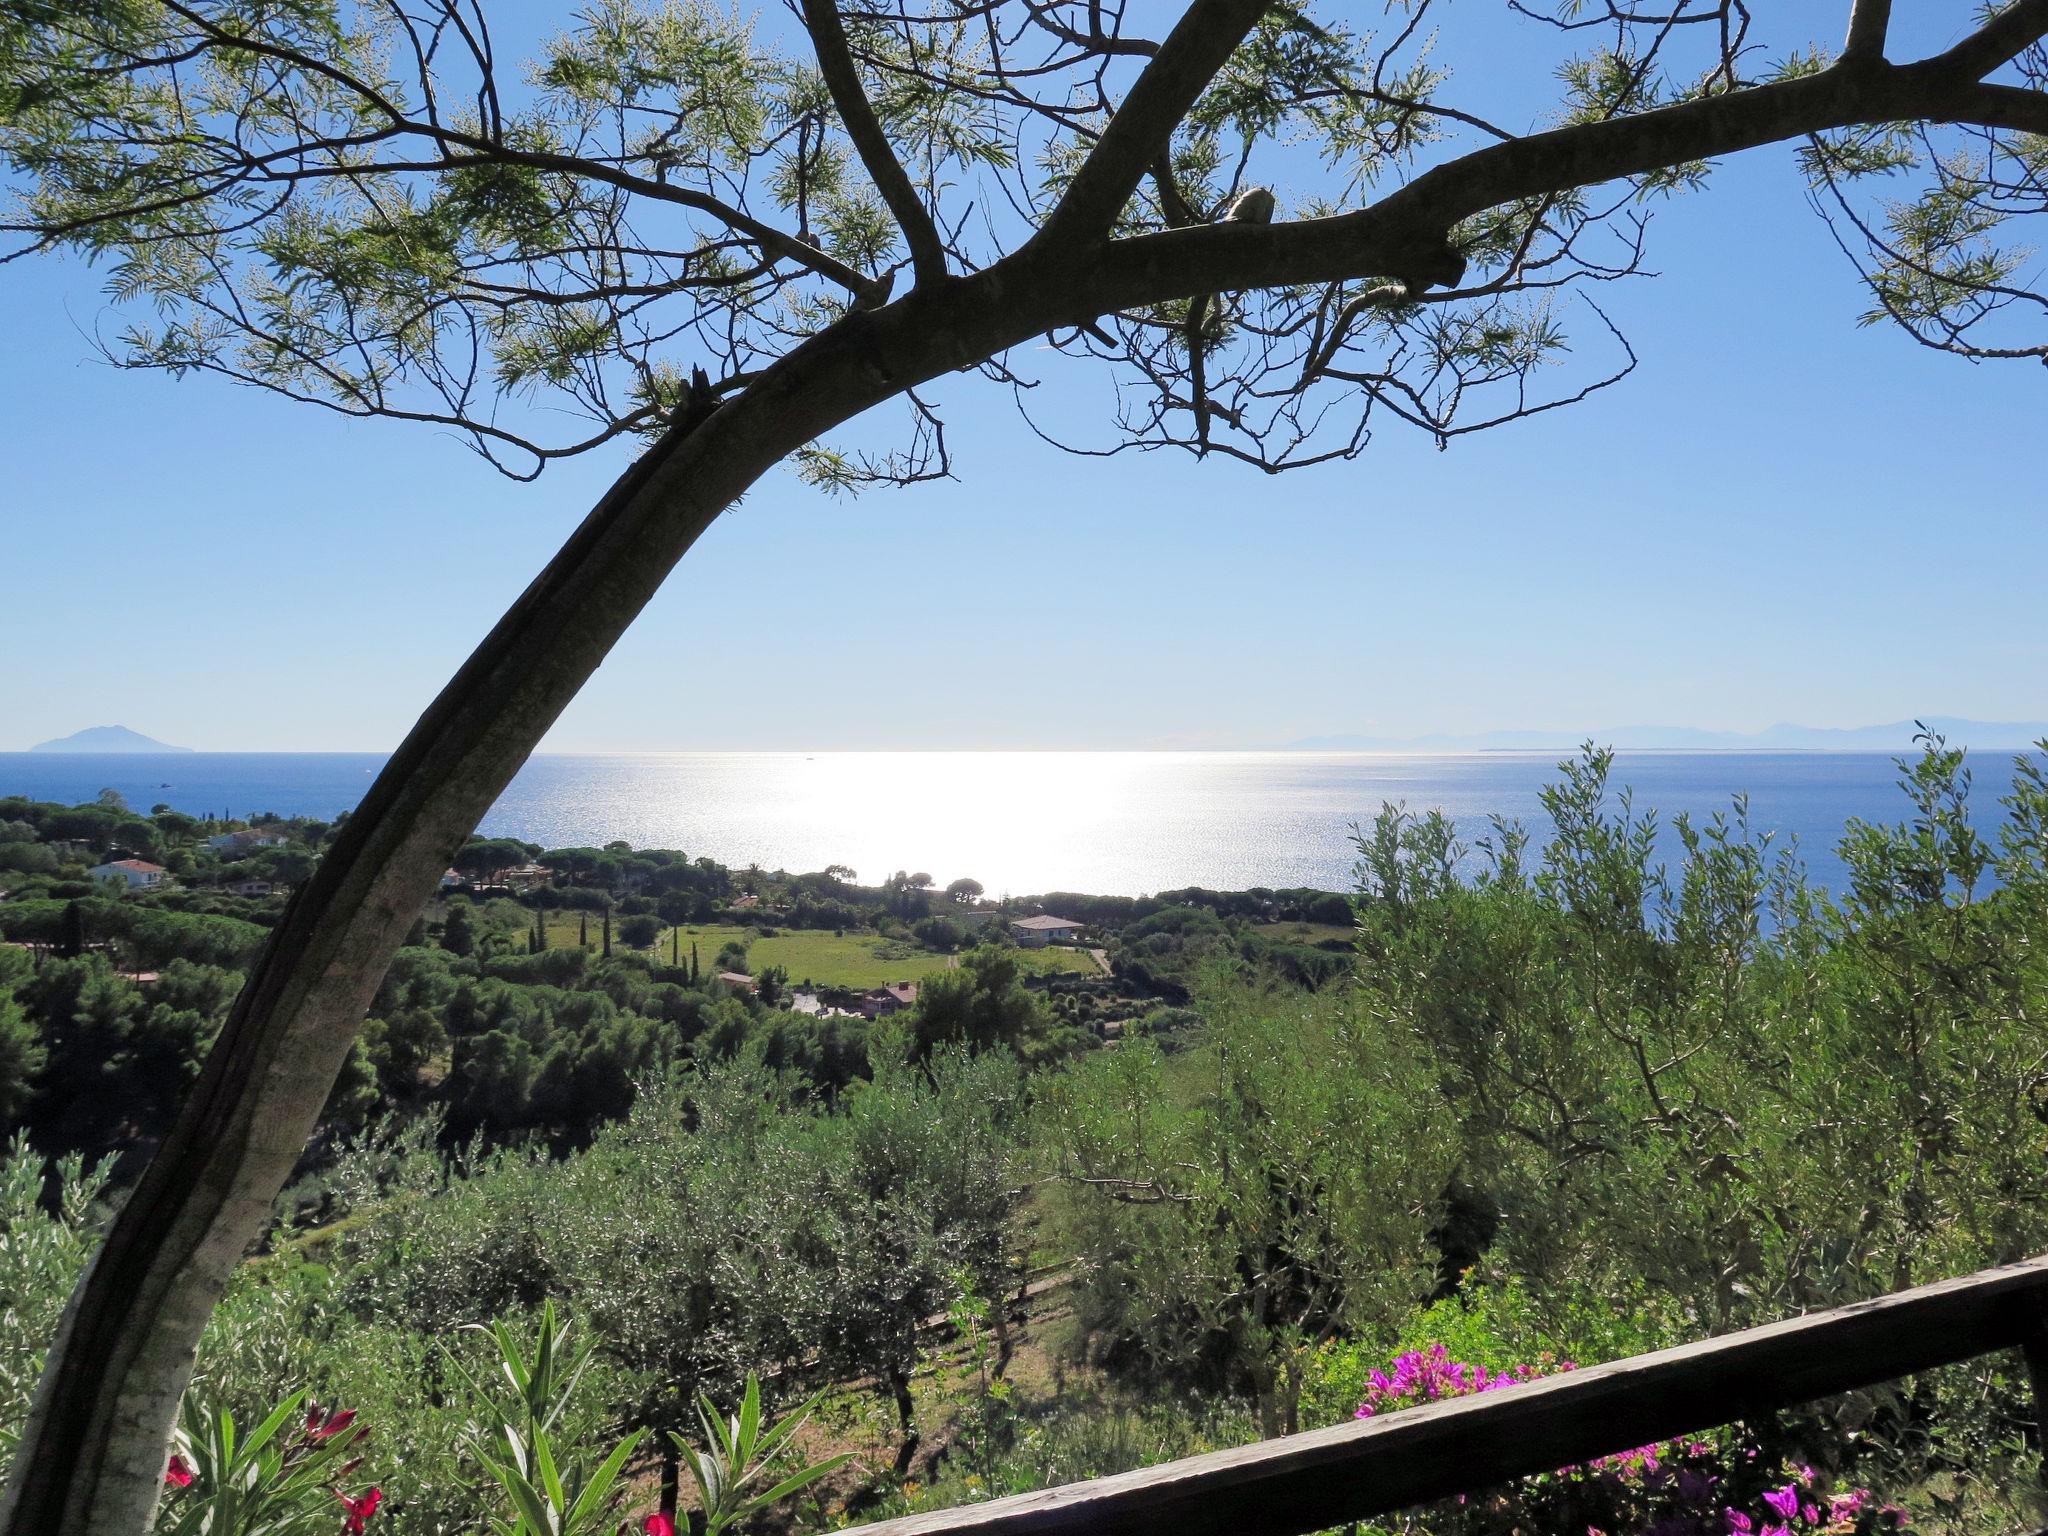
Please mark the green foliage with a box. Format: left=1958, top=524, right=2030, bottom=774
left=332, top=1046, right=1022, bottom=1480
left=0, top=1137, right=108, bottom=1469
left=456, top=1301, right=643, bottom=1536
left=156, top=1389, right=379, bottom=1536
left=675, top=1374, right=851, bottom=1536
left=906, top=945, right=1079, bottom=1064
left=0, top=963, right=44, bottom=1123
left=443, top=902, right=479, bottom=958
left=1356, top=737, right=2048, bottom=1328
left=1041, top=974, right=1455, bottom=1434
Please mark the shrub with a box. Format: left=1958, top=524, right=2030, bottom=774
left=156, top=1391, right=380, bottom=1536
left=1348, top=1344, right=1908, bottom=1536
left=0, top=1139, right=109, bottom=1469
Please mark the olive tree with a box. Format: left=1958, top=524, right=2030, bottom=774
left=3, top=0, right=2047, bottom=1529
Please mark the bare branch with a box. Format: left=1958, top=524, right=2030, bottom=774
left=1033, top=0, right=1274, bottom=251
left=1923, top=0, right=2048, bottom=82
left=1842, top=0, right=1891, bottom=64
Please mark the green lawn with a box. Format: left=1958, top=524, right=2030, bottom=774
left=676, top=925, right=942, bottom=988
left=1250, top=921, right=1358, bottom=947
left=527, top=916, right=1102, bottom=988
left=1013, top=945, right=1105, bottom=980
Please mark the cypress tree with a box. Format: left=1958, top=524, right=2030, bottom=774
left=579, top=912, right=589, bottom=948
left=601, top=906, right=612, bottom=958
left=670, top=926, right=679, bottom=967
left=691, top=942, right=699, bottom=984
left=57, top=900, right=86, bottom=960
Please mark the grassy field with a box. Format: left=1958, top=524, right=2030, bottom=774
left=1011, top=944, right=1104, bottom=980
left=1250, top=921, right=1357, bottom=947
left=527, top=916, right=1100, bottom=988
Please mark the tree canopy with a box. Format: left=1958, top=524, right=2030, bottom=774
left=6, top=0, right=2043, bottom=480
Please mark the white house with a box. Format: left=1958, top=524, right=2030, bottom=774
left=1009, top=914, right=1082, bottom=947
left=90, top=858, right=170, bottom=890
left=207, top=827, right=290, bottom=855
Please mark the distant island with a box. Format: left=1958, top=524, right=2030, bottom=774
left=27, top=724, right=193, bottom=754
left=1286, top=716, right=2048, bottom=752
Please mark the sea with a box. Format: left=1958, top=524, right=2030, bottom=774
left=2, top=748, right=2040, bottom=899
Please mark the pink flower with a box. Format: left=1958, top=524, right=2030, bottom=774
left=643, top=1516, right=677, bottom=1536
left=310, top=1407, right=359, bottom=1440
left=337, top=1487, right=382, bottom=1534
left=163, top=1454, right=194, bottom=1490
left=1763, top=1485, right=1802, bottom=1521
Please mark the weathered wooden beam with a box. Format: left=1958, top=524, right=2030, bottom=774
left=842, top=1255, right=2048, bottom=1536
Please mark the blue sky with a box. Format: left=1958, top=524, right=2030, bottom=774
left=2, top=6, right=2044, bottom=753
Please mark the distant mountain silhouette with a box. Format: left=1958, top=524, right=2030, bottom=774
left=1285, top=718, right=2048, bottom=752
left=27, top=725, right=193, bottom=754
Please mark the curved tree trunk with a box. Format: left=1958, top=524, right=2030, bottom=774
left=0, top=310, right=936, bottom=1536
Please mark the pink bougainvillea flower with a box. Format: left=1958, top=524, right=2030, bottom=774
left=337, top=1487, right=382, bottom=1534
left=1763, top=1485, right=1802, bottom=1521
left=163, top=1454, right=194, bottom=1490
left=643, top=1514, right=677, bottom=1536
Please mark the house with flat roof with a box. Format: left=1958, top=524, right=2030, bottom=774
left=1009, top=914, right=1081, bottom=947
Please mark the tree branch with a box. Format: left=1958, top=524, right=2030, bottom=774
left=1842, top=0, right=1891, bottom=63
left=145, top=0, right=883, bottom=299
left=1032, top=0, right=1275, bottom=252
left=1059, top=54, right=2048, bottom=321
left=1922, top=0, right=2048, bottom=82
left=800, top=0, right=949, bottom=287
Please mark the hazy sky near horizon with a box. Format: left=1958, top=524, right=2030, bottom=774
left=3, top=6, right=2044, bottom=753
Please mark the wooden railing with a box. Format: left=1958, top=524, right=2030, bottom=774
left=842, top=1255, right=2048, bottom=1536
